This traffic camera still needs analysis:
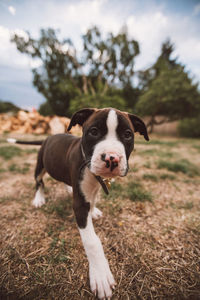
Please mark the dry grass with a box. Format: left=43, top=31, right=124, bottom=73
left=0, top=133, right=200, bottom=300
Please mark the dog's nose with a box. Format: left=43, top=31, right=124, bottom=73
left=101, top=153, right=120, bottom=171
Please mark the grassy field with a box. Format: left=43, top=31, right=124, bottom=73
left=0, top=133, right=200, bottom=300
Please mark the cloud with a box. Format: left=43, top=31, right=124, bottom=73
left=8, top=5, right=16, bottom=16
left=126, top=10, right=200, bottom=79
left=0, top=0, right=199, bottom=108
left=41, top=1, right=200, bottom=79
left=13, top=28, right=29, bottom=41
left=0, top=26, right=30, bottom=68
left=42, top=0, right=122, bottom=39
left=0, top=0, right=200, bottom=82
left=127, top=11, right=169, bottom=69
left=193, top=3, right=200, bottom=15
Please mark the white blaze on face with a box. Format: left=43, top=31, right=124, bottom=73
left=90, top=109, right=127, bottom=177
left=106, top=109, right=118, bottom=139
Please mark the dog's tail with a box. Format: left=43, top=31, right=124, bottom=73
left=7, top=138, right=44, bottom=146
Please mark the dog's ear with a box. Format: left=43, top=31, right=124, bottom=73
left=128, top=113, right=149, bottom=141
left=67, top=108, right=95, bottom=131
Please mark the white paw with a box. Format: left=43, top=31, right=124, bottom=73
left=32, top=189, right=45, bottom=208
left=65, top=184, right=73, bottom=195
left=89, top=260, right=115, bottom=299
left=91, top=207, right=103, bottom=220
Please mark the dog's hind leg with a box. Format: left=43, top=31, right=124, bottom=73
left=32, top=147, right=46, bottom=208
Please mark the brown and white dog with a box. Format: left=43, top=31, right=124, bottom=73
left=8, top=108, right=149, bottom=299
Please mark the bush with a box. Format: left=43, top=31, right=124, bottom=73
left=0, top=100, right=20, bottom=113
left=69, top=92, right=127, bottom=115
left=39, top=101, right=54, bottom=116
left=178, top=117, right=200, bottom=138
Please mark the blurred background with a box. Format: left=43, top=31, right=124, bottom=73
left=1, top=3, right=200, bottom=299
left=0, top=0, right=200, bottom=137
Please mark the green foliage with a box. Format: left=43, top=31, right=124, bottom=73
left=179, top=202, right=194, bottom=210
left=11, top=28, right=200, bottom=127
left=170, top=201, right=194, bottom=210
left=69, top=90, right=126, bottom=114
left=0, top=146, right=22, bottom=160
left=39, top=101, right=54, bottom=116
left=143, top=174, right=159, bottom=182
left=105, top=180, right=152, bottom=203
left=0, top=100, right=20, bottom=113
left=157, top=159, right=199, bottom=176
left=136, top=40, right=200, bottom=131
left=193, top=145, right=200, bottom=152
left=143, top=173, right=176, bottom=181
left=8, top=163, right=30, bottom=174
left=178, top=117, right=200, bottom=138
left=137, top=67, right=200, bottom=119
left=0, top=196, right=10, bottom=204
left=82, top=26, right=139, bottom=86
left=143, top=162, right=151, bottom=169
left=160, top=173, right=176, bottom=180
left=42, top=197, right=72, bottom=219
left=122, top=85, right=141, bottom=111
left=126, top=182, right=153, bottom=202
left=24, top=148, right=38, bottom=154
left=136, top=139, right=179, bottom=147
left=140, top=149, right=174, bottom=158
left=12, top=27, right=139, bottom=116
left=106, top=182, right=123, bottom=200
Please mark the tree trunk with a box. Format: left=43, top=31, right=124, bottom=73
left=88, top=79, right=96, bottom=96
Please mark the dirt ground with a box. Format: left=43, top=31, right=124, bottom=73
left=0, top=133, right=200, bottom=300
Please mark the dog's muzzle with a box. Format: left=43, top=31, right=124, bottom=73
left=101, top=153, right=120, bottom=172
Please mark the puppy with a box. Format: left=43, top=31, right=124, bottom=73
left=9, top=108, right=149, bottom=299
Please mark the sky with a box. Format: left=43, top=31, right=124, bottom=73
left=0, top=0, right=200, bottom=110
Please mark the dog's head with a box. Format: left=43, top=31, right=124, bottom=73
left=68, top=108, right=149, bottom=178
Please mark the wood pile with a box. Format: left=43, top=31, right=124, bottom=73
left=0, top=110, right=81, bottom=136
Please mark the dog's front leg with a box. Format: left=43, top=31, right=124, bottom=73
left=72, top=168, right=115, bottom=299
left=78, top=212, right=115, bottom=299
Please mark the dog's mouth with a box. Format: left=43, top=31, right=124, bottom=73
left=95, top=170, right=120, bottom=178
left=82, top=157, right=128, bottom=178
left=90, top=165, right=128, bottom=178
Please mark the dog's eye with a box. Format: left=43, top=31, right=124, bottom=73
left=124, top=129, right=132, bottom=140
left=89, top=127, right=99, bottom=137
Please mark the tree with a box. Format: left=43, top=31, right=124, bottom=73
left=0, top=100, right=20, bottom=113
left=178, top=117, right=200, bottom=138
left=69, top=88, right=126, bottom=113
left=136, top=40, right=200, bottom=132
left=11, top=27, right=140, bottom=116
